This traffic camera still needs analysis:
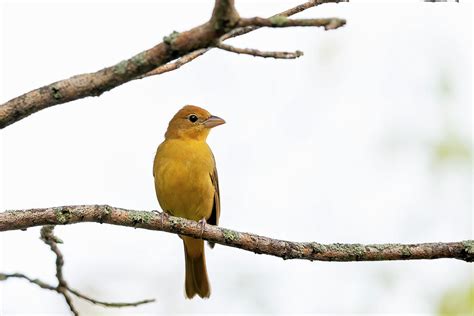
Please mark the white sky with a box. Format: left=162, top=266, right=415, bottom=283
left=1, top=0, right=472, bottom=315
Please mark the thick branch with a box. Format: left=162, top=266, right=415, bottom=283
left=141, top=0, right=327, bottom=79
left=1, top=205, right=472, bottom=262
left=0, top=20, right=218, bottom=129
left=0, top=0, right=346, bottom=128
left=210, top=0, right=240, bottom=30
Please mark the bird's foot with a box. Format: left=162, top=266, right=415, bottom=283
left=198, top=218, right=207, bottom=239
left=153, top=211, right=169, bottom=229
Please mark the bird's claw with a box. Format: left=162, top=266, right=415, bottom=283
left=154, top=211, right=169, bottom=229
left=198, top=218, right=207, bottom=239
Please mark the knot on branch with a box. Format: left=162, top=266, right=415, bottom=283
left=210, top=0, right=240, bottom=32
left=128, top=210, right=154, bottom=226
left=98, top=204, right=112, bottom=224
left=462, top=240, right=474, bottom=262
left=50, top=86, right=63, bottom=100
left=163, top=31, right=180, bottom=48
left=269, top=15, right=288, bottom=27
left=55, top=207, right=72, bottom=224
left=40, top=225, right=63, bottom=244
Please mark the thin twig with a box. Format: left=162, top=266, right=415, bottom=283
left=1, top=205, right=472, bottom=262
left=41, top=226, right=66, bottom=285
left=40, top=226, right=79, bottom=314
left=222, top=0, right=348, bottom=40
left=0, top=273, right=80, bottom=314
left=216, top=42, right=304, bottom=59
left=237, top=17, right=346, bottom=30
left=61, top=289, right=80, bottom=316
left=139, top=48, right=209, bottom=79
left=68, top=288, right=156, bottom=307
left=0, top=272, right=57, bottom=291
left=0, top=271, right=156, bottom=310
left=1, top=226, right=156, bottom=315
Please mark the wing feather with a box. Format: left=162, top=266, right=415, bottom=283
left=207, top=154, right=220, bottom=248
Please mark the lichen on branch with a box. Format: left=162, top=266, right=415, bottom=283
left=0, top=0, right=347, bottom=128
left=1, top=205, right=472, bottom=263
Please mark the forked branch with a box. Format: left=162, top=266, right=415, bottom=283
left=0, top=0, right=347, bottom=128
left=0, top=226, right=155, bottom=315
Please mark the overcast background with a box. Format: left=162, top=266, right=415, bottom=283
left=1, top=0, right=472, bottom=315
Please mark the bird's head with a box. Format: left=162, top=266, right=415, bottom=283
left=165, top=105, right=225, bottom=141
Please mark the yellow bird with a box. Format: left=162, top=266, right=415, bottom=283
left=153, top=105, right=225, bottom=299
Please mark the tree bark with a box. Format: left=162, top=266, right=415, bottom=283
left=2, top=205, right=472, bottom=262
left=0, top=0, right=346, bottom=128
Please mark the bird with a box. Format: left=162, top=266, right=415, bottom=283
left=153, top=105, right=225, bottom=299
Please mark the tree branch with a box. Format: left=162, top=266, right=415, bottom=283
left=216, top=42, right=304, bottom=59
left=1, top=205, right=472, bottom=262
left=0, top=272, right=57, bottom=291
left=66, top=288, right=154, bottom=308
left=1, top=225, right=155, bottom=314
left=139, top=48, right=210, bottom=78
left=0, top=0, right=346, bottom=128
left=40, top=226, right=79, bottom=314
left=221, top=0, right=347, bottom=41
left=141, top=0, right=342, bottom=79
left=237, top=16, right=346, bottom=30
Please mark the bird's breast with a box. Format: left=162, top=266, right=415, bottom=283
left=153, top=139, right=215, bottom=221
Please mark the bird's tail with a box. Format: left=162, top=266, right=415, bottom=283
left=182, top=236, right=211, bottom=299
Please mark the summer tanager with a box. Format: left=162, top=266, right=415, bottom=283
left=153, top=105, right=225, bottom=299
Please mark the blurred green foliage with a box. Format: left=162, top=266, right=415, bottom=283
left=431, top=131, right=472, bottom=166
left=438, top=283, right=474, bottom=316
left=438, top=70, right=454, bottom=99
left=431, top=70, right=472, bottom=167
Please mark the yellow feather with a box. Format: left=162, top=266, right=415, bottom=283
left=153, top=105, right=224, bottom=299
left=154, top=139, right=215, bottom=221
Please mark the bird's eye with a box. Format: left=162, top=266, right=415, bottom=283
left=188, top=114, right=198, bottom=123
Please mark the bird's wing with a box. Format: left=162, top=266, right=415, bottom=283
left=205, top=150, right=220, bottom=250
left=208, top=164, right=220, bottom=227
left=207, top=165, right=220, bottom=249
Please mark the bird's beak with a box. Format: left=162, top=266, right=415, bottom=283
left=203, top=115, right=225, bottom=128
